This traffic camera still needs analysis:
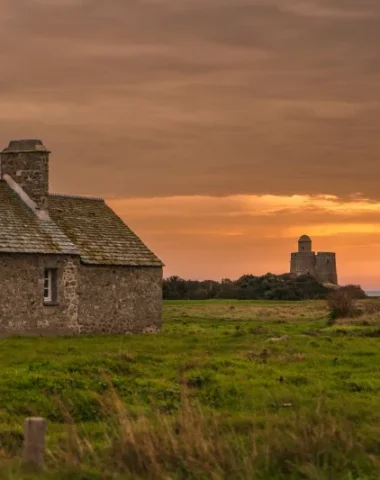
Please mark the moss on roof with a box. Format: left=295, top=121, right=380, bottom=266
left=0, top=181, right=78, bottom=255
left=0, top=182, right=162, bottom=267
left=48, top=195, right=163, bottom=267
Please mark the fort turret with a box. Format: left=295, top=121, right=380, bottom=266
left=290, top=235, right=338, bottom=284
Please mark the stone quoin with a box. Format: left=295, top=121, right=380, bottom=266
left=0, top=139, right=163, bottom=335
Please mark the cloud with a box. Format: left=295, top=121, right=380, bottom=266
left=109, top=193, right=380, bottom=219
left=0, top=0, right=380, bottom=202
left=0, top=0, right=378, bottom=203
left=107, top=194, right=380, bottom=244
left=1, top=0, right=380, bottom=285
left=278, top=0, right=376, bottom=19
left=106, top=193, right=380, bottom=286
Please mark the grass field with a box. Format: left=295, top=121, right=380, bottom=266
left=0, top=300, right=379, bottom=479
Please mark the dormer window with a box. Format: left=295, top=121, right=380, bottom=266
left=44, top=269, right=57, bottom=304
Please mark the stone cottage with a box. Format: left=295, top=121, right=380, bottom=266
left=0, top=139, right=163, bottom=335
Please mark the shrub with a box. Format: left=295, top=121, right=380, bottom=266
left=163, top=273, right=333, bottom=301
left=340, top=284, right=367, bottom=299
left=327, top=289, right=361, bottom=324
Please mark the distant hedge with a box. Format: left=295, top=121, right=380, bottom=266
left=163, top=273, right=366, bottom=301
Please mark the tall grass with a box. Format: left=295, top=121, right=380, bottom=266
left=43, top=387, right=379, bottom=480
left=0, top=300, right=379, bottom=479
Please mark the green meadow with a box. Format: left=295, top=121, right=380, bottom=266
left=0, top=300, right=379, bottom=479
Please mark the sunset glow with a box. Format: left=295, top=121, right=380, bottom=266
left=1, top=0, right=380, bottom=289
left=108, top=194, right=380, bottom=288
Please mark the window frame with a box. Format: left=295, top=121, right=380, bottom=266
left=43, top=268, right=58, bottom=305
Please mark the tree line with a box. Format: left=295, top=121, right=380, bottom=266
left=163, top=273, right=366, bottom=301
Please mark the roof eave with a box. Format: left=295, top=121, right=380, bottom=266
left=80, top=258, right=164, bottom=267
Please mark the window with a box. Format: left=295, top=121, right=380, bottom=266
left=44, top=269, right=57, bottom=304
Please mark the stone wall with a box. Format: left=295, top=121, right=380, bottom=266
left=0, top=254, right=162, bottom=335
left=290, top=236, right=338, bottom=285
left=0, top=151, right=49, bottom=209
left=316, top=252, right=338, bottom=284
left=290, top=251, right=338, bottom=285
left=0, top=253, right=79, bottom=335
left=290, top=252, right=316, bottom=277
left=77, top=265, right=163, bottom=334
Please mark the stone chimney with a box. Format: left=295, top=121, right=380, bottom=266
left=0, top=139, right=50, bottom=210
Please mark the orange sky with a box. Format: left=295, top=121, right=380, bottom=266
left=1, top=0, right=380, bottom=288
left=107, top=194, right=380, bottom=288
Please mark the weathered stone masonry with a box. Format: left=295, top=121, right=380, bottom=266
left=1, top=140, right=49, bottom=210
left=0, top=139, right=164, bottom=335
left=0, top=253, right=79, bottom=334
left=0, top=254, right=162, bottom=335
left=78, top=266, right=163, bottom=334
left=290, top=235, right=338, bottom=285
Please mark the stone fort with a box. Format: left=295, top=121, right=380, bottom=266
left=290, top=235, right=338, bottom=285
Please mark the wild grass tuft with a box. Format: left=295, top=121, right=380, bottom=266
left=327, top=290, right=361, bottom=324
left=0, top=299, right=378, bottom=478
left=41, top=389, right=380, bottom=480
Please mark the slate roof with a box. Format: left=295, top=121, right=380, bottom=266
left=48, top=195, right=163, bottom=266
left=0, top=181, right=78, bottom=255
left=0, top=180, right=163, bottom=267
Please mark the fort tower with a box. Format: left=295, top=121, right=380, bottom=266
left=290, top=235, right=338, bottom=284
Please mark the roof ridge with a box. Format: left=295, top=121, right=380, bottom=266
left=49, top=193, right=104, bottom=202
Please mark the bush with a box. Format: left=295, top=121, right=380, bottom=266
left=327, top=290, right=361, bottom=324
left=340, top=284, right=367, bottom=299
left=164, top=273, right=331, bottom=301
